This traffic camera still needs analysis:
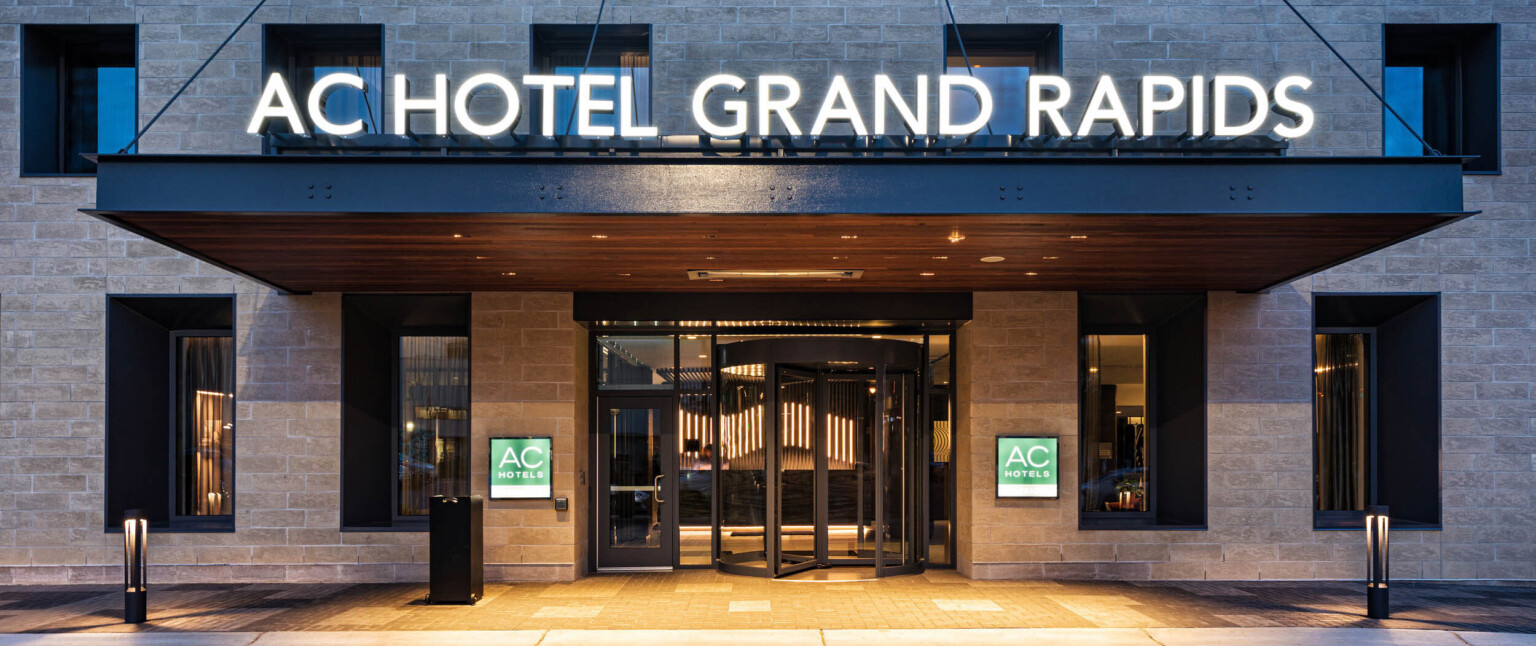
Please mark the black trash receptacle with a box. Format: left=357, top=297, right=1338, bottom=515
left=428, top=494, right=483, bottom=605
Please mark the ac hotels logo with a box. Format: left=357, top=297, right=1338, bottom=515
left=248, top=72, right=1316, bottom=140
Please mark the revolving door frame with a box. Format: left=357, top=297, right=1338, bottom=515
left=715, top=337, right=928, bottom=578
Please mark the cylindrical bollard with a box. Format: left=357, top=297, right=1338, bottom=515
left=1365, top=504, right=1390, bottom=619
left=123, top=509, right=148, bottom=624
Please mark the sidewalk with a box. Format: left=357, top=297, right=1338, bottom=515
left=1, top=628, right=1535, bottom=646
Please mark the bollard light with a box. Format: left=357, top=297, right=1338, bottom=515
left=1365, top=504, right=1389, bottom=619
left=123, top=509, right=148, bottom=624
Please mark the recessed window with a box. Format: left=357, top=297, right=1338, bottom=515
left=530, top=24, right=651, bottom=136
left=1078, top=294, right=1206, bottom=530
left=943, top=24, right=1060, bottom=135
left=1384, top=24, right=1499, bottom=173
left=22, top=25, right=137, bottom=175
left=106, top=296, right=235, bottom=532
left=1314, top=293, right=1440, bottom=529
left=262, top=24, right=384, bottom=139
left=342, top=295, right=470, bottom=530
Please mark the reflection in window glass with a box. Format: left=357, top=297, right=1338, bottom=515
left=1081, top=335, right=1148, bottom=513
left=717, top=363, right=765, bottom=567
left=679, top=335, right=712, bottom=390
left=311, top=60, right=383, bottom=135
left=929, top=335, right=951, bottom=387
left=945, top=53, right=1035, bottom=135
left=608, top=407, right=662, bottom=548
left=176, top=336, right=234, bottom=517
left=553, top=61, right=650, bottom=136
left=678, top=394, right=714, bottom=564
left=927, top=392, right=951, bottom=565
left=64, top=54, right=136, bottom=172
left=1315, top=333, right=1370, bottom=511
left=597, top=336, right=675, bottom=388
left=1384, top=66, right=1426, bottom=157
left=398, top=336, right=470, bottom=516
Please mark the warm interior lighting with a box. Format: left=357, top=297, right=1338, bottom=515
left=947, top=231, right=965, bottom=243
left=981, top=256, right=1005, bottom=263
left=592, top=234, right=609, bottom=239
left=1070, top=235, right=1088, bottom=239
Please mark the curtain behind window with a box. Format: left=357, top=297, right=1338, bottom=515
left=1315, top=333, right=1369, bottom=511
left=178, top=336, right=235, bottom=517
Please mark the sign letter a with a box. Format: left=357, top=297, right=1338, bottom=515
left=499, top=447, right=524, bottom=469
left=1004, top=446, right=1028, bottom=468
left=247, top=73, right=306, bottom=135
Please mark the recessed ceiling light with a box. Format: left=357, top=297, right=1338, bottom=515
left=698, top=354, right=708, bottom=359
left=705, top=256, right=717, bottom=260
left=871, top=335, right=882, bottom=339
left=920, top=272, right=935, bottom=276
left=592, top=234, right=609, bottom=239
left=1025, top=272, right=1039, bottom=276
left=617, top=272, right=631, bottom=276
left=452, top=234, right=467, bottom=239
left=981, top=256, right=1005, bottom=263
left=1070, top=235, right=1088, bottom=239
left=708, top=278, right=724, bottom=282
left=501, top=272, right=516, bottom=276
left=475, top=256, right=489, bottom=260
left=833, top=256, right=848, bottom=260
left=948, top=231, right=966, bottom=243
left=932, top=256, right=948, bottom=260
left=1043, top=256, right=1059, bottom=260
left=840, top=235, right=859, bottom=239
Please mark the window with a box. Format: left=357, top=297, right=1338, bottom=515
left=927, top=334, right=955, bottom=566
left=342, top=295, right=470, bottom=530
left=106, top=296, right=235, bottom=532
left=943, top=24, right=1060, bottom=135
left=1384, top=24, right=1499, bottom=173
left=22, top=25, right=136, bottom=175
left=262, top=25, right=384, bottom=140
left=1314, top=294, right=1440, bottom=529
left=531, top=24, right=650, bottom=137
left=1078, top=294, right=1206, bottom=529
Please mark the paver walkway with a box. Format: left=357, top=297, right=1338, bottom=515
left=0, top=571, right=1533, bottom=634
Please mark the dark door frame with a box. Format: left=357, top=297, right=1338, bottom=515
left=593, top=395, right=678, bottom=571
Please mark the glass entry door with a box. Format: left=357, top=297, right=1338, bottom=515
left=774, top=367, right=820, bottom=577
left=595, top=397, right=676, bottom=570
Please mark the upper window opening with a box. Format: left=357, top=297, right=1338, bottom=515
left=22, top=25, right=136, bottom=175
left=1384, top=24, right=1499, bottom=173
left=263, top=24, right=384, bottom=140
left=943, top=24, right=1060, bottom=135
left=531, top=24, right=651, bottom=137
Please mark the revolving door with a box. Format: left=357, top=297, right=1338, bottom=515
left=715, top=338, right=926, bottom=578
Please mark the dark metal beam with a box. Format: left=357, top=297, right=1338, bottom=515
left=91, top=153, right=1467, bottom=219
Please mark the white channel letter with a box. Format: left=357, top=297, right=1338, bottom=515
left=393, top=74, right=448, bottom=135
left=1213, top=75, right=1269, bottom=137
left=758, top=75, right=802, bottom=136
left=307, top=73, right=366, bottom=135
left=523, top=74, right=575, bottom=136
left=692, top=74, right=749, bottom=138
left=247, top=73, right=305, bottom=135
left=619, top=76, right=657, bottom=137
left=939, top=75, right=991, bottom=136
left=452, top=73, right=521, bottom=137
left=873, top=74, right=926, bottom=136
left=1027, top=75, right=1072, bottom=137
left=577, top=75, right=617, bottom=137
left=1076, top=76, right=1134, bottom=137
left=1271, top=76, right=1314, bottom=139
left=1139, top=75, right=1185, bottom=137
left=1186, top=76, right=1207, bottom=137
left=810, top=76, right=868, bottom=136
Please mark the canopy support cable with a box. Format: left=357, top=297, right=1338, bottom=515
left=561, top=0, right=610, bottom=137
left=941, top=0, right=994, bottom=136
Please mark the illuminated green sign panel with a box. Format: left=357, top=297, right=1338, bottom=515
left=489, top=436, right=553, bottom=499
left=996, top=436, right=1058, bottom=499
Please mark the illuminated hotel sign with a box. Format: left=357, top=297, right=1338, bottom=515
left=248, top=73, right=1315, bottom=139
left=997, top=436, right=1058, bottom=499
left=489, top=436, right=553, bottom=499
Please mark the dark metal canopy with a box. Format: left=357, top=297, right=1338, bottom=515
left=86, top=152, right=1471, bottom=294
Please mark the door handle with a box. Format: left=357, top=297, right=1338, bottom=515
left=654, top=474, right=666, bottom=503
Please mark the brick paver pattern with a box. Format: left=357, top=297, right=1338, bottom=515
left=1, top=572, right=1533, bottom=634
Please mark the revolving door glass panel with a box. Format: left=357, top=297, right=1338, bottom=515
left=714, top=338, right=926, bottom=578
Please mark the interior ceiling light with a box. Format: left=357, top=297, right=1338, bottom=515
left=948, top=231, right=965, bottom=243
left=592, top=234, right=609, bottom=239
left=688, top=269, right=863, bottom=280
left=1070, top=235, right=1088, bottom=239
left=981, top=256, right=1006, bottom=263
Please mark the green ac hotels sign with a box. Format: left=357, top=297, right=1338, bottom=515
left=996, top=436, right=1059, bottom=499
left=490, top=436, right=553, bottom=499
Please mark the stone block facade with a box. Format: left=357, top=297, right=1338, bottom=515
left=0, top=0, right=1532, bottom=583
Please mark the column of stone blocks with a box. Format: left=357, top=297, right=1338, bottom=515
left=470, top=292, right=585, bottom=582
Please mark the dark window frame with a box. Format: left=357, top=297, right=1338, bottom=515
left=260, top=24, right=386, bottom=149
left=1312, top=293, right=1442, bottom=531
left=943, top=23, right=1063, bottom=74
left=1382, top=23, right=1500, bottom=174
left=105, top=294, right=236, bottom=534
left=340, top=294, right=471, bottom=532
left=529, top=23, right=653, bottom=137
left=20, top=24, right=138, bottom=177
left=1077, top=293, right=1208, bottom=531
